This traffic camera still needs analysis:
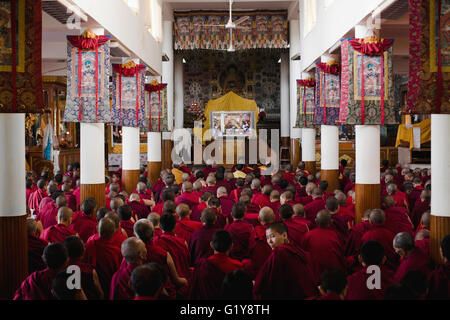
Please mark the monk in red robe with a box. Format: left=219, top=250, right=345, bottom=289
left=104, top=212, right=128, bottom=248
left=414, top=229, right=430, bottom=257
left=117, top=204, right=135, bottom=237
left=304, top=187, right=326, bottom=222
left=411, top=190, right=431, bottom=229
left=130, top=263, right=166, bottom=300
left=147, top=212, right=163, bottom=238
left=40, top=207, right=78, bottom=243
left=190, top=191, right=212, bottom=222
left=254, top=222, right=317, bottom=299
left=70, top=198, right=98, bottom=243
left=204, top=175, right=218, bottom=194
left=208, top=196, right=230, bottom=228
left=133, top=219, right=187, bottom=299
left=28, top=179, right=48, bottom=216
left=105, top=182, right=120, bottom=210
left=217, top=187, right=236, bottom=216
left=175, top=181, right=199, bottom=208
left=292, top=203, right=312, bottom=228
left=40, top=194, right=66, bottom=230
left=190, top=230, right=243, bottom=299
left=110, top=237, right=147, bottom=300
left=189, top=208, right=221, bottom=266
left=382, top=196, right=414, bottom=236
left=386, top=183, right=409, bottom=209
left=325, top=197, right=350, bottom=242
left=392, top=232, right=431, bottom=283
left=135, top=181, right=153, bottom=201
left=302, top=210, right=347, bottom=282
left=279, top=204, right=308, bottom=248
left=84, top=217, right=123, bottom=299
left=62, top=183, right=77, bottom=211
left=344, top=210, right=372, bottom=257
left=427, top=234, right=450, bottom=299
left=63, top=235, right=104, bottom=300
left=26, top=179, right=34, bottom=207
left=346, top=240, right=395, bottom=300
left=38, top=182, right=58, bottom=214
left=128, top=193, right=150, bottom=220
left=174, top=203, right=203, bottom=243
left=268, top=190, right=282, bottom=219
left=308, top=269, right=347, bottom=300
left=230, top=178, right=245, bottom=202
left=360, top=209, right=399, bottom=270
left=27, top=218, right=48, bottom=274
left=73, top=180, right=81, bottom=209
left=224, top=203, right=256, bottom=260
left=14, top=242, right=68, bottom=300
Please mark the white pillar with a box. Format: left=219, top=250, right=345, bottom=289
left=355, top=125, right=380, bottom=184
left=302, top=128, right=316, bottom=161
left=80, top=123, right=105, bottom=184
left=431, top=114, right=450, bottom=217
left=321, top=125, right=339, bottom=170
left=147, top=132, right=162, bottom=162
left=122, top=127, right=141, bottom=171
left=162, top=20, right=174, bottom=131
left=0, top=114, right=26, bottom=216
left=289, top=19, right=302, bottom=140
left=174, top=54, right=184, bottom=129
left=280, top=52, right=290, bottom=137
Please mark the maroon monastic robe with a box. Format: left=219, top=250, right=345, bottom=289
left=361, top=223, right=399, bottom=270
left=384, top=206, right=414, bottom=236
left=154, top=232, right=190, bottom=279
left=28, top=234, right=48, bottom=274
left=428, top=262, right=450, bottom=300
left=73, top=187, right=81, bottom=208
left=70, top=211, right=98, bottom=243
left=110, top=261, right=139, bottom=300
left=189, top=224, right=220, bottom=266
left=28, top=189, right=48, bottom=215
left=129, top=200, right=150, bottom=220
left=282, top=218, right=309, bottom=249
left=65, top=192, right=77, bottom=211
left=68, top=257, right=103, bottom=300
left=344, top=220, right=372, bottom=257
left=411, top=199, right=430, bottom=229
left=218, top=196, right=235, bottom=216
left=304, top=198, right=326, bottom=221
left=13, top=268, right=61, bottom=300
left=175, top=192, right=199, bottom=207
left=254, top=243, right=317, bottom=300
left=224, top=220, right=256, bottom=260
left=174, top=217, right=203, bottom=243
left=191, top=202, right=207, bottom=222
left=247, top=224, right=272, bottom=279
left=40, top=202, right=59, bottom=229
left=40, top=223, right=78, bottom=243
left=346, top=265, right=394, bottom=300
left=393, top=248, right=431, bottom=283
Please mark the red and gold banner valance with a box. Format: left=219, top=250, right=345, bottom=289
left=174, top=10, right=288, bottom=50
left=296, top=79, right=316, bottom=87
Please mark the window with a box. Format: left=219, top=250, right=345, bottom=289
left=303, top=0, right=317, bottom=37
left=150, top=0, right=162, bottom=42
left=124, top=0, right=139, bottom=14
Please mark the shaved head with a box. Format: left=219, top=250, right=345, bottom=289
left=58, top=207, right=73, bottom=224
left=148, top=212, right=160, bottom=227
left=99, top=217, right=115, bottom=240
left=176, top=204, right=190, bottom=219
left=134, top=219, right=154, bottom=242
left=129, top=193, right=140, bottom=202
left=414, top=229, right=430, bottom=242
left=27, top=218, right=38, bottom=235
left=370, top=209, right=386, bottom=224
left=137, top=182, right=147, bottom=193
left=217, top=186, right=227, bottom=197
left=293, top=204, right=305, bottom=217
left=316, top=209, right=331, bottom=227
left=421, top=211, right=430, bottom=228
left=110, top=197, right=124, bottom=212
left=259, top=207, right=275, bottom=224
left=182, top=181, right=193, bottom=193
left=109, top=183, right=120, bottom=193
left=201, top=208, right=216, bottom=225
left=121, top=237, right=146, bottom=264
left=105, top=212, right=120, bottom=230
left=393, top=232, right=415, bottom=252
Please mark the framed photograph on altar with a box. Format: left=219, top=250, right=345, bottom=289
left=210, top=111, right=256, bottom=138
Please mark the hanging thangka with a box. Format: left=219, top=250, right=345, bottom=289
left=0, top=0, right=43, bottom=113
left=111, top=61, right=147, bottom=128
left=339, top=37, right=396, bottom=125
left=64, top=30, right=111, bottom=123
left=145, top=80, right=168, bottom=132
left=313, top=62, right=341, bottom=125
left=407, top=0, right=450, bottom=114
left=295, top=79, right=316, bottom=128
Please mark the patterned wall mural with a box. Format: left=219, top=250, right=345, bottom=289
left=181, top=50, right=284, bottom=127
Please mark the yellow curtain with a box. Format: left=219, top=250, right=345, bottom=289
left=395, top=118, right=431, bottom=150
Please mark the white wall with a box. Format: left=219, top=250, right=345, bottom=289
left=72, top=0, right=162, bottom=75
left=299, top=0, right=385, bottom=72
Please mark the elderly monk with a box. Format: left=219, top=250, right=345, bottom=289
left=325, top=197, right=350, bottom=241
left=190, top=230, right=243, bottom=299
left=129, top=193, right=150, bottom=220
left=175, top=181, right=199, bottom=208
left=133, top=219, right=187, bottom=299
left=84, top=217, right=123, bottom=299
left=254, top=222, right=317, bottom=300
left=70, top=198, right=98, bottom=243
left=110, top=237, right=147, bottom=300
left=174, top=203, right=203, bottom=243
left=392, top=232, right=431, bottom=283
left=361, top=209, right=399, bottom=270
left=304, top=187, right=326, bottom=222
left=41, top=193, right=66, bottom=229
left=110, top=196, right=124, bottom=214
left=189, top=208, right=221, bottom=267
left=148, top=212, right=163, bottom=238
left=135, top=181, right=153, bottom=202
left=62, top=183, right=77, bottom=211
left=428, top=234, right=450, bottom=299
left=292, top=203, right=312, bottom=229
left=268, top=190, right=282, bottom=219
left=38, top=182, right=58, bottom=214
left=346, top=240, right=395, bottom=300
left=130, top=263, right=166, bottom=300
left=63, top=235, right=104, bottom=300
left=411, top=190, right=431, bottom=229
left=117, top=204, right=135, bottom=238
left=382, top=196, right=414, bottom=236
left=217, top=186, right=235, bottom=217
left=106, top=183, right=120, bottom=210
left=280, top=191, right=296, bottom=207
left=252, top=184, right=272, bottom=209
left=246, top=207, right=274, bottom=279
left=208, top=196, right=229, bottom=228
left=414, top=229, right=430, bottom=257
left=28, top=179, right=49, bottom=216
left=153, top=189, right=175, bottom=216
left=27, top=218, right=48, bottom=274
left=40, top=207, right=78, bottom=243
left=14, top=242, right=69, bottom=300
left=302, top=210, right=347, bottom=283
left=224, top=203, right=256, bottom=260
left=278, top=204, right=309, bottom=249
left=105, top=212, right=128, bottom=248
left=386, top=183, right=409, bottom=210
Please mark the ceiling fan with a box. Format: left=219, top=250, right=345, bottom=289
left=194, top=0, right=250, bottom=52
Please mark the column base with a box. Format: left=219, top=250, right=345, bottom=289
left=147, top=161, right=162, bottom=189
left=122, top=170, right=140, bottom=195
left=321, top=169, right=340, bottom=193
left=0, top=215, right=28, bottom=299
left=305, top=161, right=316, bottom=176
left=81, top=183, right=106, bottom=209
left=290, top=138, right=301, bottom=169
left=430, top=215, right=450, bottom=264
left=355, top=184, right=380, bottom=223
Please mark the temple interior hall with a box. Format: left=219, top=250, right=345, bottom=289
left=0, top=0, right=449, bottom=302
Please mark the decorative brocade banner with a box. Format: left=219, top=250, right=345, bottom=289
left=407, top=0, right=450, bottom=114
left=64, top=32, right=111, bottom=123
left=295, top=80, right=316, bottom=128
left=339, top=38, right=397, bottom=125
left=0, top=0, right=43, bottom=113
left=111, top=63, right=147, bottom=128
left=314, top=63, right=341, bottom=125
left=173, top=11, right=288, bottom=50
left=145, top=82, right=168, bottom=132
